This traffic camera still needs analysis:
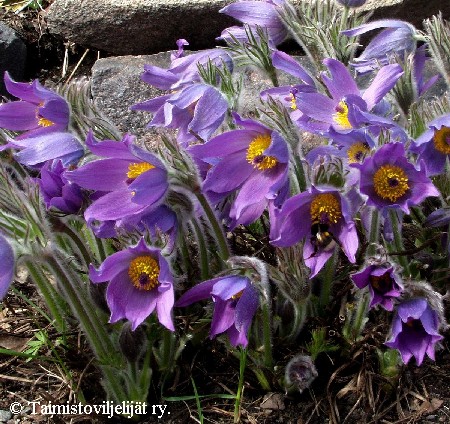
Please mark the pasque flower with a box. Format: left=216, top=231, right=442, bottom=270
left=89, top=238, right=174, bottom=331
left=190, top=114, right=289, bottom=228
left=66, top=131, right=168, bottom=226
left=352, top=264, right=402, bottom=311
left=33, top=160, right=83, bottom=214
left=270, top=186, right=358, bottom=278
left=352, top=142, right=439, bottom=213
left=176, top=275, right=259, bottom=347
left=342, top=20, right=418, bottom=74
left=294, top=58, right=403, bottom=133
left=218, top=0, right=288, bottom=46
left=0, top=73, right=83, bottom=167
left=410, top=114, right=450, bottom=176
left=385, top=298, right=443, bottom=365
left=0, top=234, right=14, bottom=300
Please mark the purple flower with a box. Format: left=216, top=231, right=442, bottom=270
left=336, top=0, right=367, bottom=7
left=352, top=264, right=402, bottom=311
left=353, top=142, right=439, bottom=213
left=294, top=58, right=403, bottom=133
left=270, top=186, right=358, bottom=278
left=176, top=275, right=259, bottom=347
left=66, top=132, right=168, bottom=225
left=0, top=72, right=70, bottom=137
left=385, top=298, right=443, bottom=365
left=33, top=160, right=83, bottom=214
left=190, top=115, right=289, bottom=228
left=0, top=234, right=14, bottom=300
left=218, top=0, right=288, bottom=46
left=89, top=238, right=174, bottom=331
left=342, top=20, right=418, bottom=74
left=410, top=114, right=450, bottom=176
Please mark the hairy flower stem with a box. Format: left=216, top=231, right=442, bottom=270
left=195, top=191, right=231, bottom=262
left=24, top=258, right=67, bottom=333
left=388, top=210, right=410, bottom=276
left=287, top=300, right=308, bottom=341
left=367, top=209, right=381, bottom=256
left=192, top=219, right=210, bottom=280
left=343, top=291, right=369, bottom=343
left=319, top=249, right=339, bottom=312
left=44, top=251, right=127, bottom=402
left=234, top=348, right=247, bottom=423
left=292, top=154, right=307, bottom=193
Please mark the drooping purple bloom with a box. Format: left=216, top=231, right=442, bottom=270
left=270, top=186, right=358, bottom=278
left=65, top=131, right=168, bottom=225
left=342, top=20, right=418, bottom=74
left=336, top=0, right=367, bottom=7
left=0, top=234, right=15, bottom=300
left=89, top=238, right=174, bottom=331
left=218, top=0, right=288, bottom=46
left=190, top=114, right=289, bottom=228
left=352, top=264, right=403, bottom=311
left=385, top=298, right=443, bottom=365
left=410, top=114, right=450, bottom=176
left=294, top=58, right=403, bottom=133
left=0, top=72, right=70, bottom=137
left=176, top=275, right=259, bottom=347
left=352, top=142, right=439, bottom=213
left=33, top=160, right=83, bottom=214
left=412, top=45, right=440, bottom=97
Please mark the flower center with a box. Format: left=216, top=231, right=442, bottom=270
left=127, top=162, right=155, bottom=180
left=433, top=126, right=450, bottom=154
left=128, top=256, right=160, bottom=291
left=333, top=101, right=352, bottom=130
left=37, top=116, right=54, bottom=127
left=310, top=193, right=342, bottom=225
left=369, top=271, right=393, bottom=295
left=405, top=317, right=425, bottom=332
left=289, top=91, right=297, bottom=110
left=246, top=134, right=278, bottom=171
left=347, top=142, right=370, bottom=164
left=373, top=165, right=409, bottom=202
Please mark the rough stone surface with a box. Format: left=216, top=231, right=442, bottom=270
left=47, top=0, right=450, bottom=57
left=90, top=51, right=447, bottom=143
left=47, top=0, right=237, bottom=56
left=0, top=22, right=26, bottom=97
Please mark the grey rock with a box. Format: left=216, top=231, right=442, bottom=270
left=0, top=409, right=12, bottom=422
left=0, top=22, right=27, bottom=97
left=47, top=0, right=236, bottom=56
left=90, top=52, right=172, bottom=146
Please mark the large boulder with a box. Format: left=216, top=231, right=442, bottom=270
left=0, top=22, right=27, bottom=97
left=47, top=0, right=450, bottom=56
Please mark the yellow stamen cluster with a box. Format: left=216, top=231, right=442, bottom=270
left=289, top=92, right=297, bottom=110
left=128, top=255, right=160, bottom=291
left=310, top=193, right=342, bottom=224
left=433, top=126, right=450, bottom=154
left=373, top=165, right=409, bottom=202
left=232, top=290, right=244, bottom=301
left=37, top=117, right=54, bottom=127
left=127, top=162, right=155, bottom=179
left=347, top=142, right=370, bottom=164
left=246, top=134, right=278, bottom=171
left=333, top=101, right=352, bottom=130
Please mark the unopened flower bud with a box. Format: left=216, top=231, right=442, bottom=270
left=284, top=354, right=318, bottom=394
left=119, top=322, right=148, bottom=363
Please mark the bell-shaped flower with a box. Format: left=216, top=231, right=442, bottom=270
left=33, top=160, right=83, bottom=214
left=352, top=263, right=403, bottom=311
left=352, top=142, right=439, bottom=214
left=0, top=71, right=70, bottom=137
left=65, top=132, right=168, bottom=225
left=294, top=58, right=403, bottom=133
left=270, top=186, right=358, bottom=278
left=410, top=114, right=450, bottom=176
left=218, top=0, right=288, bottom=46
left=342, top=20, right=418, bottom=74
left=0, top=234, right=15, bottom=300
left=190, top=114, right=289, bottom=228
left=385, top=298, right=443, bottom=365
left=89, top=238, right=174, bottom=331
left=176, top=275, right=259, bottom=347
